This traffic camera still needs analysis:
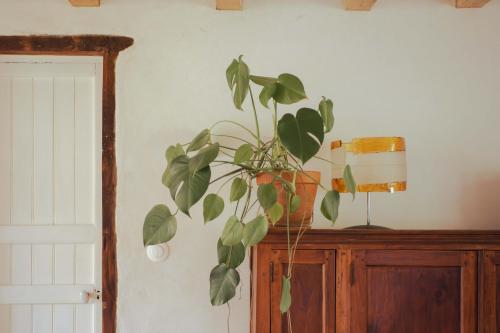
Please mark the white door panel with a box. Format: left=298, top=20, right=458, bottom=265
left=0, top=56, right=103, bottom=333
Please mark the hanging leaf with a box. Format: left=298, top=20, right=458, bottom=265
left=267, top=202, right=284, bottom=225
left=188, top=143, right=220, bottom=173
left=321, top=190, right=340, bottom=223
left=173, top=167, right=211, bottom=217
left=344, top=164, right=356, bottom=200
left=280, top=276, right=292, bottom=313
left=163, top=143, right=218, bottom=189
left=226, top=56, right=250, bottom=110
left=210, top=264, right=240, bottom=306
left=221, top=216, right=244, bottom=246
left=229, top=178, right=247, bottom=202
left=259, top=83, right=278, bottom=109
left=162, top=143, right=219, bottom=216
left=250, top=75, right=277, bottom=86
left=217, top=239, right=245, bottom=269
left=162, top=144, right=219, bottom=216
left=277, top=108, right=325, bottom=164
left=273, top=73, right=307, bottom=105
left=165, top=144, right=185, bottom=164
left=318, top=97, right=334, bottom=133
left=143, top=204, right=177, bottom=246
left=203, top=194, right=224, bottom=223
left=162, top=155, right=189, bottom=189
left=290, top=195, right=301, bottom=213
left=242, top=215, right=269, bottom=247
left=257, top=183, right=277, bottom=209
left=234, top=144, right=254, bottom=164
left=186, top=129, right=210, bottom=153
left=226, top=59, right=238, bottom=88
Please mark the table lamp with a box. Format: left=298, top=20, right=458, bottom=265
left=330, top=137, right=407, bottom=229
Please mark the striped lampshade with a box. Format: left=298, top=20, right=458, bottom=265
left=330, top=137, right=407, bottom=193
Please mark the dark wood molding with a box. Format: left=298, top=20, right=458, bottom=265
left=0, top=35, right=133, bottom=55
left=0, top=35, right=133, bottom=333
left=263, top=229, right=500, bottom=246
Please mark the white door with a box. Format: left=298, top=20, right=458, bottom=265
left=0, top=55, right=103, bottom=333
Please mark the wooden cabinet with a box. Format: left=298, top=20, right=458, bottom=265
left=482, top=251, right=500, bottom=333
left=250, top=230, right=500, bottom=333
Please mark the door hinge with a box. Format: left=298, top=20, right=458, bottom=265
left=270, top=262, right=274, bottom=283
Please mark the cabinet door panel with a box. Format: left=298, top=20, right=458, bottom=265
left=271, top=249, right=335, bottom=333
left=350, top=250, right=477, bottom=333
left=482, top=251, right=500, bottom=333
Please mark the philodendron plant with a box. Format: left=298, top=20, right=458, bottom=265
left=143, top=56, right=355, bottom=314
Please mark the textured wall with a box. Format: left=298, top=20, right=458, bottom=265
left=1, top=0, right=500, bottom=331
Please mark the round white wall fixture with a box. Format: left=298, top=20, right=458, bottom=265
left=146, top=243, right=170, bottom=262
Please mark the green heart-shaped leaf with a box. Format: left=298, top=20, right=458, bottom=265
left=174, top=166, right=211, bottom=216
left=230, top=177, right=247, bottom=202
left=280, top=276, right=292, bottom=313
left=321, top=190, right=340, bottom=223
left=319, top=97, right=334, bottom=133
left=162, top=144, right=219, bottom=216
left=162, top=155, right=189, bottom=190
left=165, top=144, right=185, bottom=164
left=344, top=164, right=356, bottom=200
left=217, top=239, right=245, bottom=269
left=143, top=204, right=177, bottom=246
left=186, top=129, right=210, bottom=153
left=242, top=215, right=269, bottom=247
left=273, top=73, right=307, bottom=105
left=188, top=143, right=219, bottom=173
left=234, top=144, right=254, bottom=164
left=259, top=83, right=278, bottom=108
left=277, top=108, right=325, bottom=163
left=250, top=75, right=277, bottom=86
left=221, top=216, right=244, bottom=246
left=210, top=264, right=240, bottom=306
left=257, top=183, right=277, bottom=209
left=226, top=56, right=249, bottom=110
left=290, top=195, right=301, bottom=213
left=226, top=59, right=238, bottom=88
left=203, top=193, right=224, bottom=223
left=267, top=202, right=284, bottom=225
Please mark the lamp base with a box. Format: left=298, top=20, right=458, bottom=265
left=344, top=224, right=391, bottom=230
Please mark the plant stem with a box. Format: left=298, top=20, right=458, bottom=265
left=216, top=173, right=240, bottom=195
left=312, top=155, right=337, bottom=166
left=211, top=120, right=260, bottom=142
left=248, top=86, right=261, bottom=149
left=212, top=134, right=256, bottom=146
left=210, top=169, right=243, bottom=185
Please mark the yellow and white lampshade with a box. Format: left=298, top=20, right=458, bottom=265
left=330, top=137, right=407, bottom=193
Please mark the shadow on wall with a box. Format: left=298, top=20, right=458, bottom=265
left=460, top=173, right=500, bottom=229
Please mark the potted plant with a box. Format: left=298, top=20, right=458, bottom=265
left=143, top=56, right=355, bottom=315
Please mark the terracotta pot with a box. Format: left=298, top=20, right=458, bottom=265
left=256, top=170, right=321, bottom=229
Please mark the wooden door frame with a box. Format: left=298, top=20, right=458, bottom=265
left=0, top=35, right=133, bottom=333
left=481, top=251, right=500, bottom=333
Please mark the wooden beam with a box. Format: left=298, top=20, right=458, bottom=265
left=344, top=0, right=376, bottom=10
left=68, top=0, right=100, bottom=7
left=216, top=0, right=243, bottom=10
left=456, top=0, right=490, bottom=8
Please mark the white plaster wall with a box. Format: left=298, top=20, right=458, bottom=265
left=1, top=0, right=500, bottom=331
